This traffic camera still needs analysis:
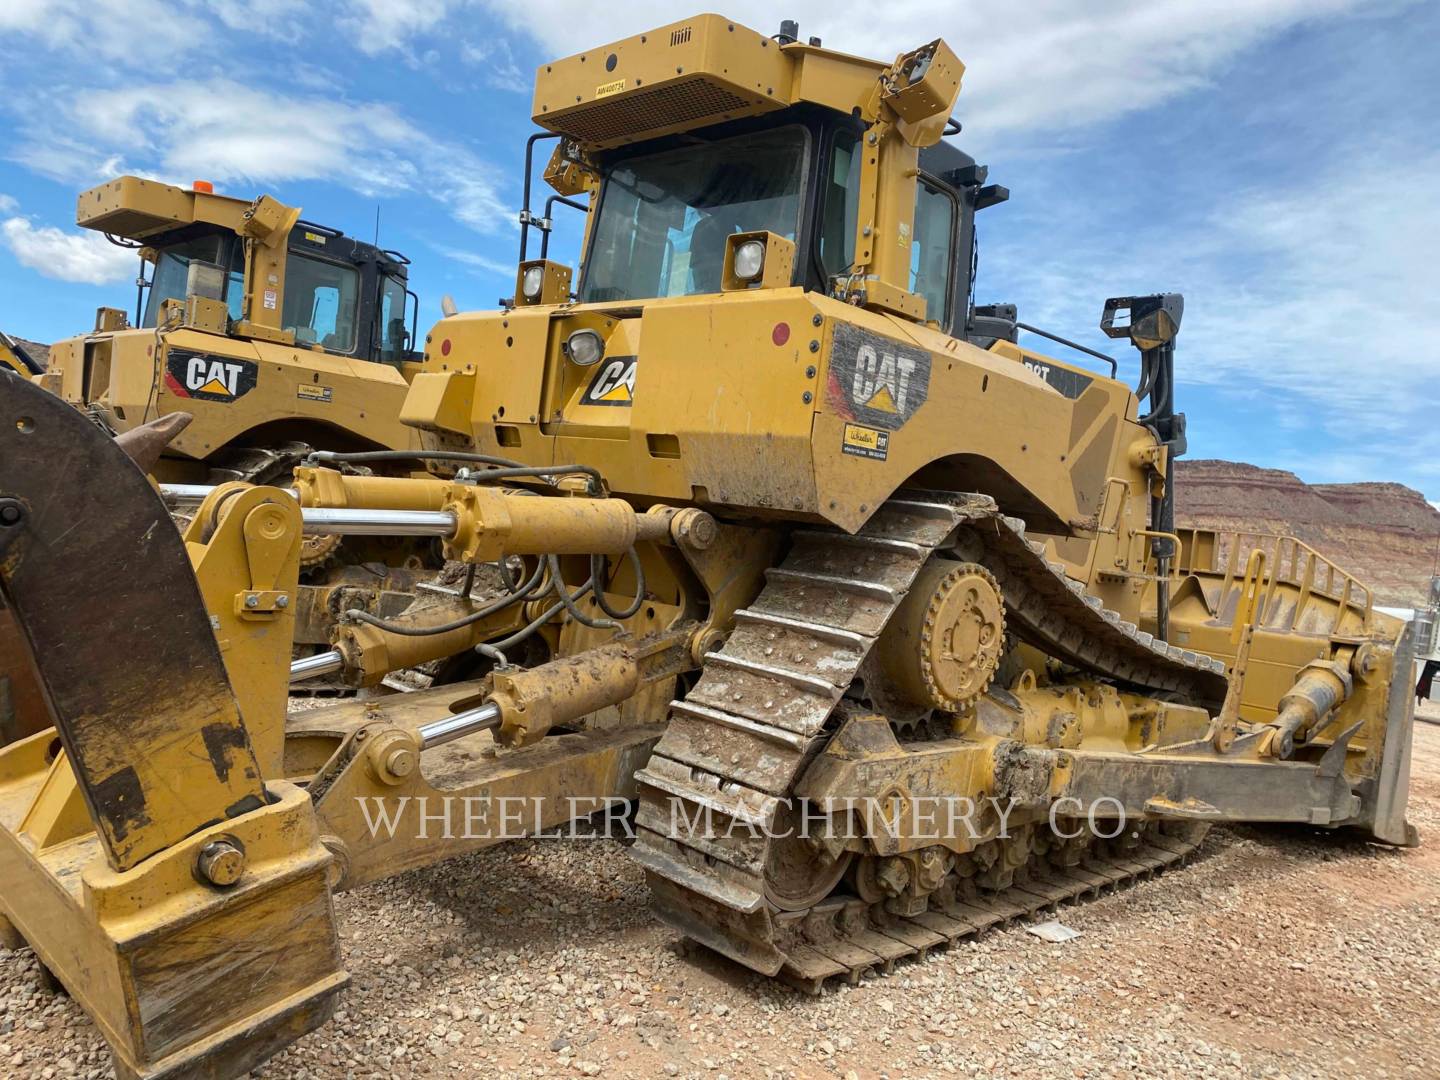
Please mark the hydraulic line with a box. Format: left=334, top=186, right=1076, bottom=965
left=591, top=548, right=646, bottom=620
left=478, top=577, right=598, bottom=658
left=343, top=558, right=546, bottom=636
left=308, top=449, right=525, bottom=469
left=548, top=555, right=616, bottom=630
left=305, top=449, right=603, bottom=491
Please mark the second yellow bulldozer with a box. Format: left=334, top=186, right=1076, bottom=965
left=38, top=176, right=427, bottom=486
left=0, top=14, right=1416, bottom=1080
left=27, top=179, right=450, bottom=656
left=0, top=331, right=44, bottom=378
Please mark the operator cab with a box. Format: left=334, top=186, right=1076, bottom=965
left=140, top=222, right=420, bottom=366
left=569, top=106, right=1007, bottom=338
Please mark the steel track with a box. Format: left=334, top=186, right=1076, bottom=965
left=630, top=492, right=1226, bottom=986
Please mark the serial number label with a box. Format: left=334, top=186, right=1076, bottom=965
left=842, top=423, right=889, bottom=460
left=297, top=384, right=333, bottom=403
left=595, top=79, right=626, bottom=99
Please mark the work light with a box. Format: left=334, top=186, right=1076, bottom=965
left=566, top=328, right=605, bottom=366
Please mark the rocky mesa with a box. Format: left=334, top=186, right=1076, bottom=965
left=1174, top=459, right=1440, bottom=609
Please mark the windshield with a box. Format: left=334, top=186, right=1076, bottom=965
left=283, top=253, right=360, bottom=353
left=142, top=234, right=243, bottom=328
left=580, top=127, right=806, bottom=303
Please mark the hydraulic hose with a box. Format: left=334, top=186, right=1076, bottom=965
left=547, top=555, right=617, bottom=630
left=343, top=558, right=546, bottom=636
left=305, top=449, right=604, bottom=491
left=591, top=548, right=646, bottom=620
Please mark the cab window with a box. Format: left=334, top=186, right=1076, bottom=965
left=910, top=179, right=956, bottom=328
left=143, top=235, right=244, bottom=327
left=581, top=127, right=807, bottom=303
left=377, top=274, right=409, bottom=364
left=818, top=129, right=860, bottom=280
left=283, top=254, right=359, bottom=352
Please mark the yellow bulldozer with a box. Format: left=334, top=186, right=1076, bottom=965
left=37, top=175, right=426, bottom=486
left=26, top=178, right=449, bottom=658
left=0, top=330, right=44, bottom=378
left=0, top=14, right=1416, bottom=1080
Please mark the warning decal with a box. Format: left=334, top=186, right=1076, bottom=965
left=826, top=322, right=930, bottom=431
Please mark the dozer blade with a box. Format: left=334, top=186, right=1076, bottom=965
left=1362, top=619, right=1419, bottom=846
left=0, top=370, right=345, bottom=1080
left=0, top=370, right=267, bottom=870
left=0, top=602, right=48, bottom=745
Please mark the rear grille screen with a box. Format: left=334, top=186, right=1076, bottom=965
left=81, top=208, right=175, bottom=236
left=550, top=77, right=756, bottom=145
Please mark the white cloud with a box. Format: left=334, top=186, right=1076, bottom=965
left=341, top=0, right=458, bottom=57
left=12, top=78, right=511, bottom=234
left=205, top=0, right=313, bottom=35
left=0, top=0, right=208, bottom=61
left=987, top=144, right=1440, bottom=484
left=0, top=0, right=312, bottom=59
left=0, top=215, right=138, bottom=285
left=0, top=195, right=17, bottom=214
left=474, top=0, right=1375, bottom=139
left=460, top=37, right=526, bottom=91
left=1182, top=151, right=1440, bottom=434
left=432, top=243, right=515, bottom=277
left=1, top=1, right=1385, bottom=146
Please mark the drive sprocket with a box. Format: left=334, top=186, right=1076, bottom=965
left=876, top=558, right=1006, bottom=715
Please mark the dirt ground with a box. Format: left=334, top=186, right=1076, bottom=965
left=2, top=717, right=1438, bottom=1079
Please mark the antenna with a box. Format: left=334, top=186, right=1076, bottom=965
left=374, top=205, right=381, bottom=247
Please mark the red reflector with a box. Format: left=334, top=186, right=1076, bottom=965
left=771, top=322, right=790, bottom=346
left=441, top=338, right=452, bottom=356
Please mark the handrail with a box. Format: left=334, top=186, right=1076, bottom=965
left=1173, top=526, right=1373, bottom=633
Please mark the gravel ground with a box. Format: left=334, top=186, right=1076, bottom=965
left=3, top=715, right=1438, bottom=1080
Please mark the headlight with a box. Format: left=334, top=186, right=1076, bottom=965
left=566, top=328, right=605, bottom=367
left=733, top=239, right=766, bottom=281
left=521, top=265, right=545, bottom=300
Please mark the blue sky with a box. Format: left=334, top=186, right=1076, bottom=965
left=2, top=1, right=1436, bottom=498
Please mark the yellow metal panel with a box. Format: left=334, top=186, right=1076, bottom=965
left=65, top=328, right=420, bottom=459
left=401, top=370, right=476, bottom=436
left=533, top=14, right=792, bottom=148
left=786, top=45, right=886, bottom=113
left=76, top=176, right=251, bottom=239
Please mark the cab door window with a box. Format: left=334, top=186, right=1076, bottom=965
left=283, top=253, right=359, bottom=352
left=377, top=274, right=409, bottom=364
left=910, top=179, right=956, bottom=329
left=818, top=129, right=860, bottom=280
